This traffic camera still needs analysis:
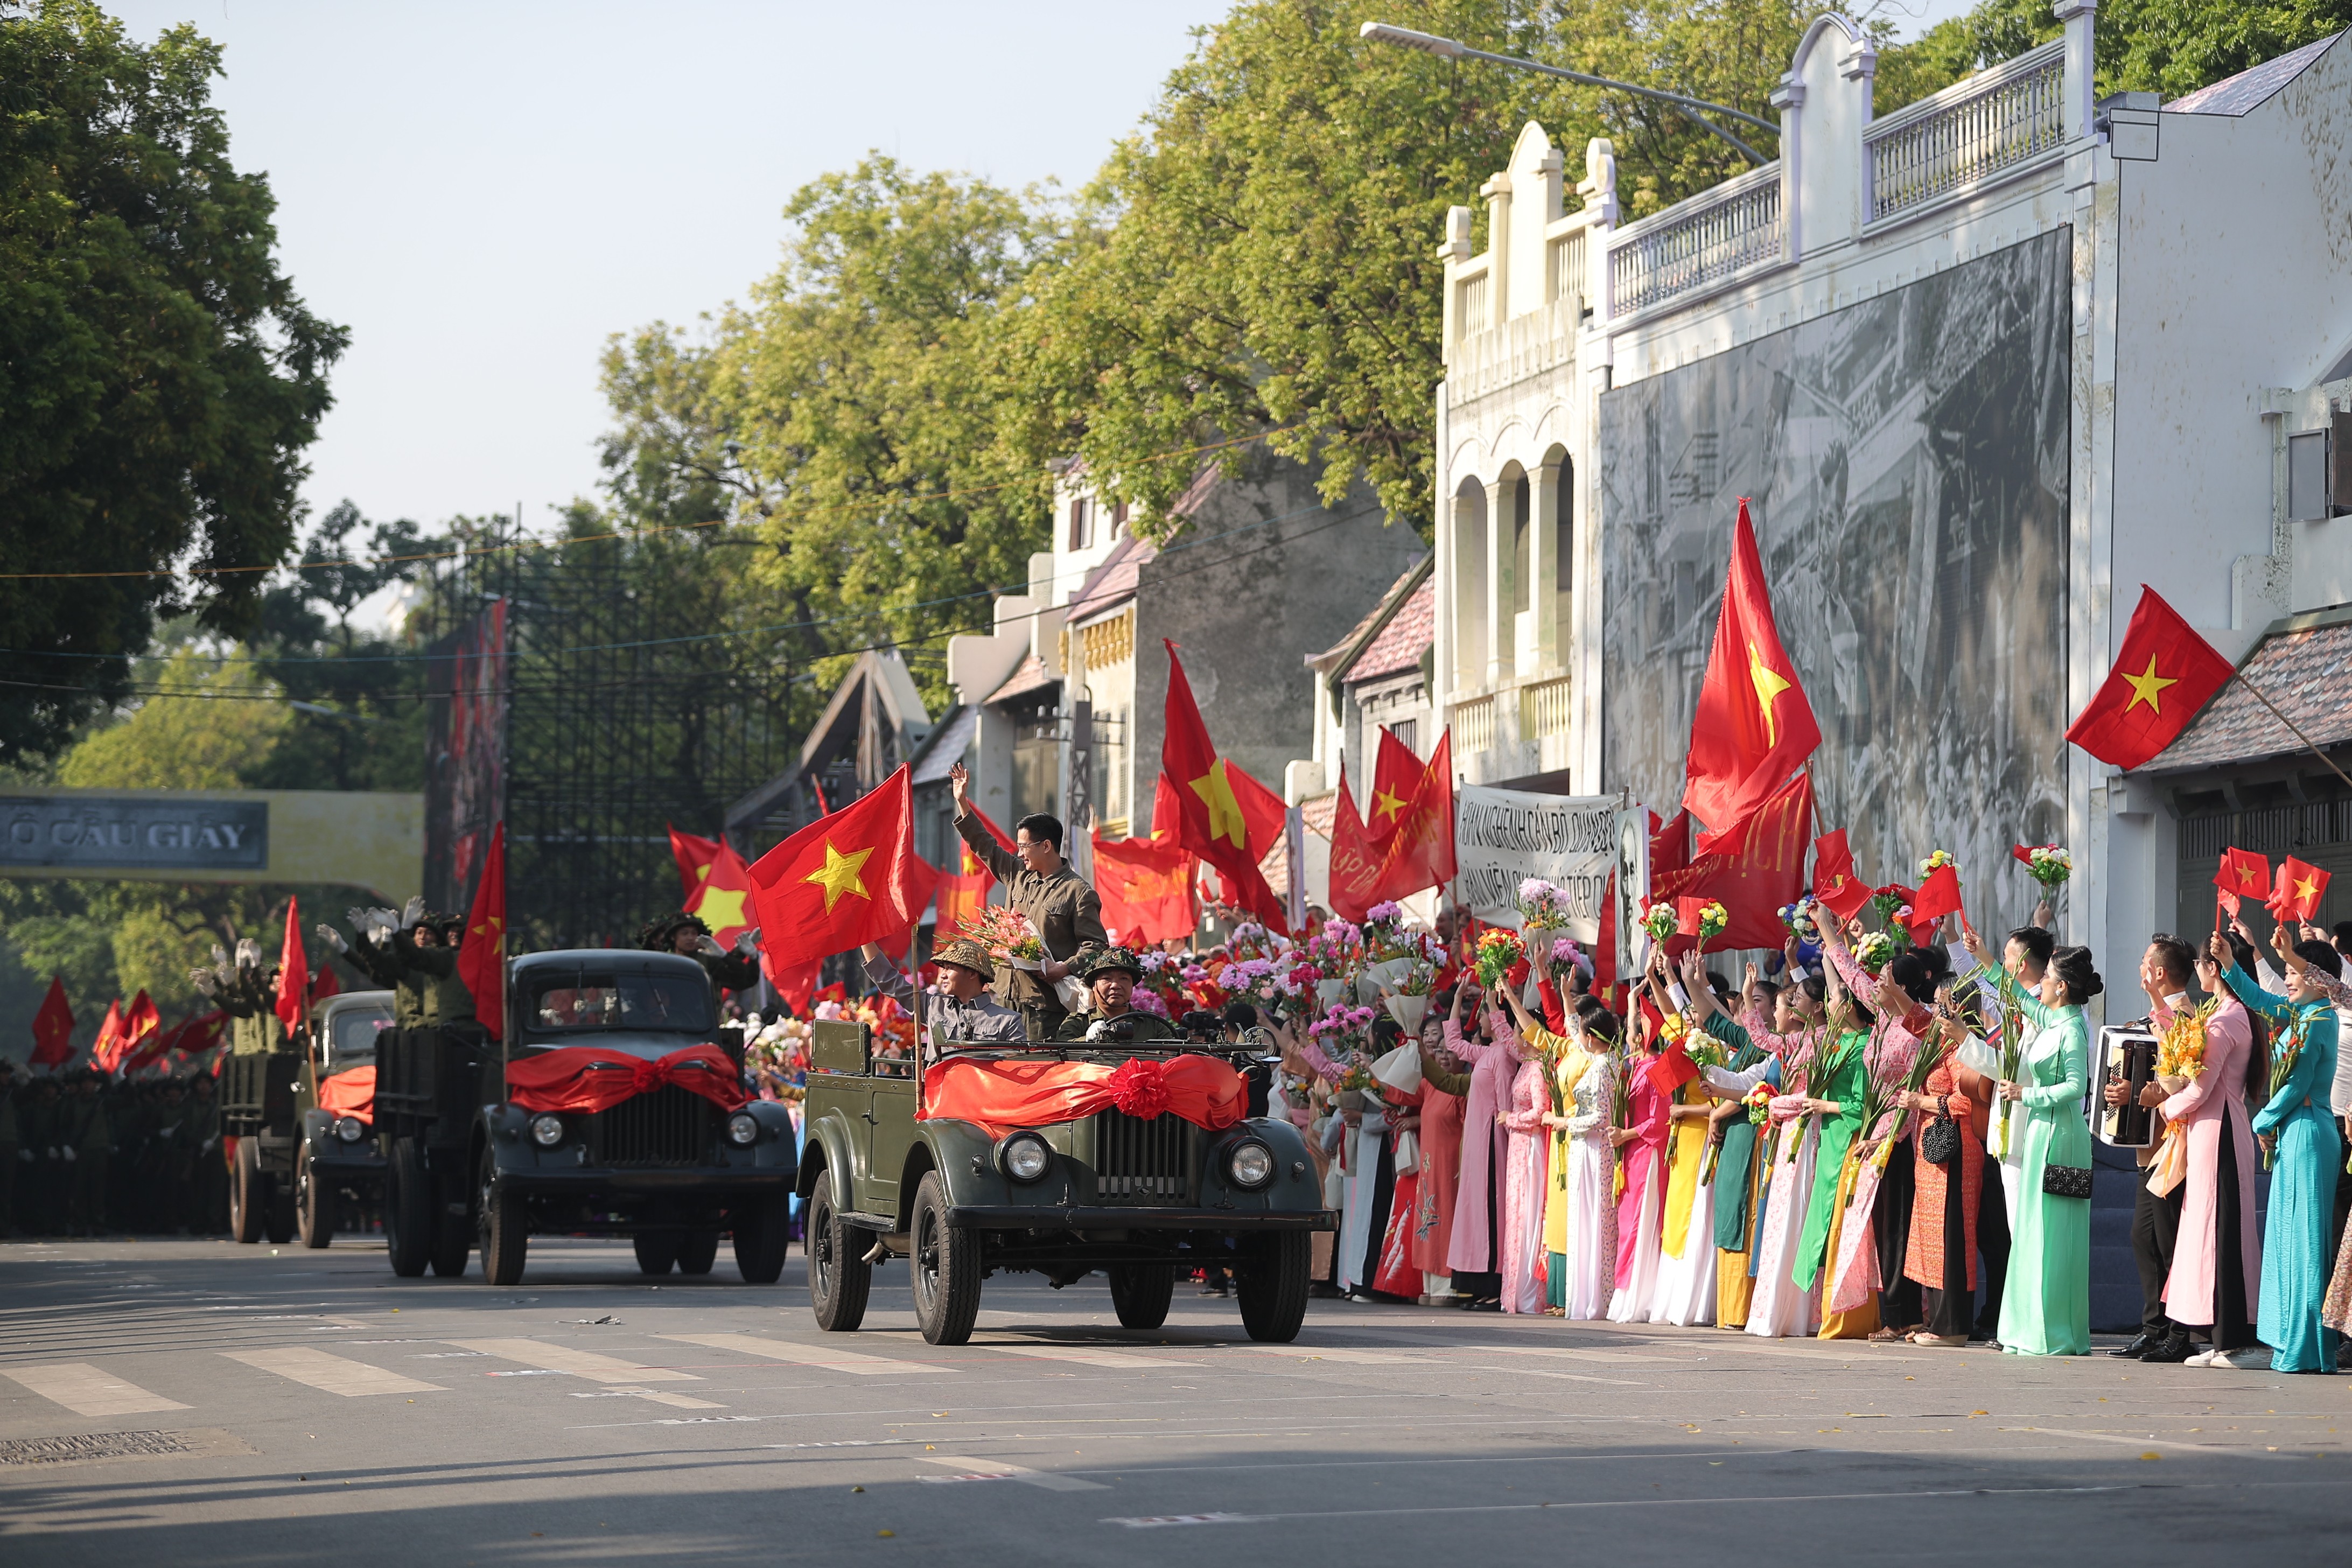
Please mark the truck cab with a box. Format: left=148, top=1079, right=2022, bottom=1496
left=293, top=989, right=395, bottom=1248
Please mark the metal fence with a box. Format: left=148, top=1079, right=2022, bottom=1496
left=1867, top=39, right=2067, bottom=225
left=1607, top=163, right=1783, bottom=319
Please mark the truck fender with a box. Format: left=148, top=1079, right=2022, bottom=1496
left=795, top=1112, right=859, bottom=1203
left=912, top=1118, right=1013, bottom=1224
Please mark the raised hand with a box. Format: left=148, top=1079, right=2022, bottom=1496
left=735, top=927, right=761, bottom=954
left=314, top=923, right=348, bottom=954
left=401, top=894, right=426, bottom=929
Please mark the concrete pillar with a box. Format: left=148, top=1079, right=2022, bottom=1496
left=1530, top=456, right=1564, bottom=673
left=1483, top=475, right=1513, bottom=688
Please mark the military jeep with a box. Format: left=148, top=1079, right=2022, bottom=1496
left=797, top=1020, right=1332, bottom=1346
left=293, top=989, right=396, bottom=1248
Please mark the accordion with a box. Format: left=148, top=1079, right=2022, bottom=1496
left=2094, top=1026, right=2160, bottom=1148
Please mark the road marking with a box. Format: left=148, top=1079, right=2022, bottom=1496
left=222, top=1348, right=445, bottom=1397
left=1475, top=1367, right=1651, bottom=1387
left=654, top=1333, right=948, bottom=1375
left=1107, top=1514, right=1261, bottom=1528
left=444, top=1339, right=702, bottom=1383
left=918, top=1454, right=1108, bottom=1491
left=1240, top=1348, right=1439, bottom=1365
left=1479, top=1346, right=1680, bottom=1365
left=0, top=1364, right=191, bottom=1418
left=567, top=1387, right=725, bottom=1410
left=980, top=1346, right=1202, bottom=1369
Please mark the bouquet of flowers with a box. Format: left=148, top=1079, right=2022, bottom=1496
left=1779, top=900, right=1819, bottom=943
left=1852, top=930, right=1896, bottom=976
left=1517, top=878, right=1573, bottom=933
left=853, top=993, right=918, bottom=1060
left=959, top=905, right=1045, bottom=965
left=1919, top=849, right=1957, bottom=878
left=1742, top=1080, right=1777, bottom=1127
left=2023, top=844, right=2073, bottom=890
left=2155, top=998, right=2215, bottom=1082
left=1696, top=900, right=1730, bottom=944
left=1641, top=900, right=1679, bottom=946
left=1473, top=928, right=1524, bottom=989
left=1361, top=902, right=1418, bottom=963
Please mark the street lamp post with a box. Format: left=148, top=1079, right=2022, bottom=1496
left=1360, top=21, right=1775, bottom=166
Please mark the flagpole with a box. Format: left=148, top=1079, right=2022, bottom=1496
left=2229, top=669, right=2352, bottom=793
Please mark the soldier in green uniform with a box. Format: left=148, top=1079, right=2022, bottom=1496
left=947, top=762, right=1106, bottom=1039
left=184, top=1072, right=227, bottom=1235
left=17, top=1075, right=61, bottom=1235
left=318, top=908, right=436, bottom=1028
left=388, top=897, right=477, bottom=1028
left=640, top=912, right=761, bottom=995
left=55, top=1069, right=112, bottom=1235
left=200, top=940, right=289, bottom=1056
left=1053, top=949, right=1182, bottom=1044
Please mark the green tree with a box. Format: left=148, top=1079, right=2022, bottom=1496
left=1910, top=0, right=2351, bottom=96
left=0, top=1, right=345, bottom=766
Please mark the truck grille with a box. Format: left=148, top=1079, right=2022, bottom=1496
left=1090, top=1111, right=1195, bottom=1203
left=583, top=1086, right=713, bottom=1167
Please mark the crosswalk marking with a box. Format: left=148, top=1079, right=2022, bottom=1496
left=571, top=1386, right=726, bottom=1410
left=655, top=1333, right=950, bottom=1375
left=981, top=1346, right=1201, bottom=1369
left=223, top=1348, right=446, bottom=1397
left=918, top=1454, right=1108, bottom=1491
left=1240, top=1347, right=1440, bottom=1364
left=1, top=1363, right=191, bottom=1417
left=445, top=1339, right=701, bottom=1383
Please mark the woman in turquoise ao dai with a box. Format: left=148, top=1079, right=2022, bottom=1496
left=2214, top=924, right=2343, bottom=1374
left=1962, top=926, right=2097, bottom=1356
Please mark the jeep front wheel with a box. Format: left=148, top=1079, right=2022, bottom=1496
left=1236, top=1231, right=1310, bottom=1342
left=733, top=1194, right=789, bottom=1284
left=1107, top=1263, right=1174, bottom=1329
left=229, top=1138, right=264, bottom=1244
left=477, top=1153, right=528, bottom=1286
left=806, top=1170, right=870, bottom=1332
left=296, top=1154, right=333, bottom=1248
left=909, top=1170, right=981, bottom=1346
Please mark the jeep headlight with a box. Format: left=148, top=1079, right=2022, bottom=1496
left=529, top=1114, right=565, bottom=1148
left=725, top=1111, right=760, bottom=1147
left=333, top=1116, right=366, bottom=1144
left=1226, top=1139, right=1275, bottom=1190
left=996, top=1131, right=1052, bottom=1184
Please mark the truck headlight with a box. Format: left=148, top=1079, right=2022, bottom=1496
left=725, top=1112, right=760, bottom=1146
left=333, top=1116, right=366, bottom=1144
left=1226, top=1139, right=1275, bottom=1190
left=529, top=1114, right=565, bottom=1147
left=996, top=1131, right=1052, bottom=1184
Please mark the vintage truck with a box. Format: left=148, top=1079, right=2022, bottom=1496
left=293, top=988, right=396, bottom=1247
left=796, top=1019, right=1331, bottom=1345
left=373, top=948, right=795, bottom=1284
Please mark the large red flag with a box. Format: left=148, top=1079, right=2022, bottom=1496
left=31, top=977, right=75, bottom=1068
left=936, top=804, right=1015, bottom=937
left=748, top=765, right=931, bottom=969
left=1364, top=726, right=1423, bottom=849
left=1368, top=730, right=1457, bottom=904
left=1651, top=809, right=1693, bottom=883
left=117, top=991, right=165, bottom=1073
left=1591, top=870, right=1619, bottom=994
left=458, top=823, right=508, bottom=1040
left=90, top=998, right=126, bottom=1072
left=1811, top=827, right=1870, bottom=921
left=1651, top=769, right=1813, bottom=951
left=2215, top=846, right=2270, bottom=916
left=669, top=825, right=723, bottom=903
left=1326, top=768, right=1383, bottom=923
left=685, top=837, right=758, bottom=948
left=2065, top=585, right=2234, bottom=770
left=1149, top=772, right=1185, bottom=842
left=1683, top=499, right=1821, bottom=856
left=1093, top=829, right=1198, bottom=946
left=1159, top=642, right=1290, bottom=932
left=273, top=899, right=308, bottom=1038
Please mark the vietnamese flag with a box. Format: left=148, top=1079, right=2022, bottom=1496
left=1326, top=768, right=1384, bottom=923
left=1811, top=828, right=1870, bottom=922
left=685, top=837, right=758, bottom=948
left=90, top=998, right=126, bottom=1072
left=31, top=976, right=75, bottom=1068
left=2270, top=856, right=2331, bottom=923
left=748, top=764, right=930, bottom=969
left=2215, top=846, right=2270, bottom=916
left=273, top=898, right=309, bottom=1038
left=1650, top=769, right=1814, bottom=951
left=1148, top=772, right=1185, bottom=842
left=1159, top=642, right=1290, bottom=933
left=669, top=825, right=723, bottom=902
left=1093, top=828, right=1198, bottom=946
left=1683, top=499, right=1821, bottom=856
left=117, top=992, right=167, bottom=1073
left=1912, top=862, right=1963, bottom=939
left=2064, top=585, right=2234, bottom=769
left=936, top=804, right=1014, bottom=938
left=1367, top=730, right=1457, bottom=905
left=457, top=823, right=508, bottom=1039
left=1364, top=726, right=1423, bottom=849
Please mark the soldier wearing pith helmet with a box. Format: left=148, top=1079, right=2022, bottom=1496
left=1053, top=948, right=1180, bottom=1043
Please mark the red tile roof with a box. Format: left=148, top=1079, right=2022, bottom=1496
left=986, top=653, right=1059, bottom=706
left=1346, top=575, right=1436, bottom=685
left=2147, top=613, right=2352, bottom=772
left=1065, top=534, right=1157, bottom=624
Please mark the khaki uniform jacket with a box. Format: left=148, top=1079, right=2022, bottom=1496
left=954, top=813, right=1107, bottom=1010
left=391, top=929, right=477, bottom=1026
left=221, top=971, right=287, bottom=1055
left=1052, top=1009, right=1183, bottom=1045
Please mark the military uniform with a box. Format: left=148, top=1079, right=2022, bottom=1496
left=1050, top=948, right=1180, bottom=1044
left=860, top=940, right=1025, bottom=1053
left=954, top=811, right=1106, bottom=1033
left=220, top=967, right=289, bottom=1055
left=640, top=912, right=759, bottom=994
left=348, top=927, right=435, bottom=1030
left=55, top=1077, right=111, bottom=1234
left=391, top=924, right=477, bottom=1027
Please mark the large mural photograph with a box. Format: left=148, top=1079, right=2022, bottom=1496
left=1599, top=231, right=2073, bottom=935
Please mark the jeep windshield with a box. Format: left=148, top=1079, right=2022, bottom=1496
left=525, top=971, right=712, bottom=1035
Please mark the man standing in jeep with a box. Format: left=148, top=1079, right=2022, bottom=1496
left=947, top=761, right=1105, bottom=1038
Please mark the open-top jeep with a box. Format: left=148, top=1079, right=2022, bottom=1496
left=294, top=988, right=395, bottom=1247
left=796, top=1019, right=1333, bottom=1345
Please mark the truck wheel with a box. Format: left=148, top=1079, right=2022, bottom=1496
left=230, top=1138, right=264, bottom=1244
left=262, top=1155, right=296, bottom=1244
left=675, top=1229, right=719, bottom=1276
left=806, top=1170, right=870, bottom=1332
left=1236, top=1233, right=1311, bottom=1343
left=909, top=1170, right=981, bottom=1347
left=733, top=1194, right=789, bottom=1284
left=429, top=1162, right=472, bottom=1278
left=385, top=1137, right=430, bottom=1277
left=478, top=1152, right=527, bottom=1286
left=632, top=1233, right=678, bottom=1276
left=1107, top=1263, right=1175, bottom=1329
left=296, top=1155, right=333, bottom=1248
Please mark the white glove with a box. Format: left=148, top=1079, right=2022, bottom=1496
left=316, top=924, right=348, bottom=954
left=346, top=906, right=375, bottom=934
left=189, top=968, right=218, bottom=995
left=235, top=938, right=262, bottom=968
left=734, top=928, right=760, bottom=955
left=1084, top=1019, right=1115, bottom=1042
left=696, top=934, right=725, bottom=956
left=211, top=943, right=230, bottom=968
left=401, top=895, right=426, bottom=930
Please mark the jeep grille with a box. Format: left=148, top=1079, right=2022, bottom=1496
left=1089, top=1111, right=1196, bottom=1202
left=583, top=1084, right=713, bottom=1167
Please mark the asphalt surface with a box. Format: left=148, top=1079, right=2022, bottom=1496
left=3, top=1232, right=2349, bottom=1565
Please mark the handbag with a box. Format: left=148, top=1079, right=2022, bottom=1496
left=2041, top=1159, right=2094, bottom=1200
left=1920, top=1111, right=1961, bottom=1167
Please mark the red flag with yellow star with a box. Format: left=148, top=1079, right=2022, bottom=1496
left=684, top=838, right=758, bottom=949
left=1684, top=499, right=1821, bottom=856
left=669, top=825, right=723, bottom=902
left=2270, top=855, right=2331, bottom=923
left=1092, top=828, right=1197, bottom=947
left=1364, top=726, right=1422, bottom=849
left=1368, top=729, right=1457, bottom=905
left=1159, top=641, right=1289, bottom=933
left=2065, top=585, right=2233, bottom=770
left=747, top=764, right=928, bottom=968
left=935, top=803, right=1014, bottom=937
left=1326, top=767, right=1383, bottom=923
left=30, top=975, right=75, bottom=1068
left=2215, top=846, right=2270, bottom=916
left=457, top=823, right=507, bottom=1039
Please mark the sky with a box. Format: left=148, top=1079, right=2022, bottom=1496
left=103, top=1, right=1980, bottom=545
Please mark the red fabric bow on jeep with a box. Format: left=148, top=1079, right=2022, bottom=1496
left=917, top=1054, right=1245, bottom=1138
left=505, top=1044, right=748, bottom=1115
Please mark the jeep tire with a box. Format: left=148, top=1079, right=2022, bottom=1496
left=229, top=1138, right=265, bottom=1244
left=633, top=1233, right=678, bottom=1276
left=478, top=1152, right=528, bottom=1286
left=296, top=1153, right=333, bottom=1248
left=910, top=1170, right=981, bottom=1346
left=429, top=1165, right=471, bottom=1278
left=385, top=1137, right=430, bottom=1277
left=1107, top=1263, right=1175, bottom=1329
left=676, top=1228, right=719, bottom=1276
left=1237, top=1231, right=1310, bottom=1342
left=806, top=1170, right=870, bottom=1332
left=733, top=1194, right=789, bottom=1284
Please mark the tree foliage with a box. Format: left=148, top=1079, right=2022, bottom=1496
left=0, top=0, right=345, bottom=765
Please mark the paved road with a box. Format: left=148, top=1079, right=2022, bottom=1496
left=2, top=1234, right=2346, bottom=1565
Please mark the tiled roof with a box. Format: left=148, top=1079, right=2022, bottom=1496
left=986, top=653, right=1058, bottom=706
left=1306, top=555, right=1433, bottom=677
left=2146, top=613, right=2352, bottom=772
left=1065, top=533, right=1157, bottom=623
left=909, top=704, right=977, bottom=786
left=1347, top=575, right=1436, bottom=685
left=2167, top=32, right=2340, bottom=115
left=1299, top=791, right=1336, bottom=841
